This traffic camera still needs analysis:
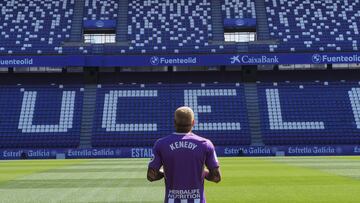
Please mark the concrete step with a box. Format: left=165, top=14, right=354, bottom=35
left=244, top=83, right=264, bottom=146
left=116, top=0, right=129, bottom=42
left=79, top=84, right=97, bottom=148
left=254, top=0, right=270, bottom=40
left=70, top=0, right=85, bottom=42
left=211, top=0, right=224, bottom=41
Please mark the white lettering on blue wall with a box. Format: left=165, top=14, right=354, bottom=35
left=18, top=91, right=76, bottom=133
left=266, top=89, right=325, bottom=130
left=131, top=148, right=153, bottom=158
left=160, top=57, right=196, bottom=65
left=348, top=88, right=360, bottom=129
left=28, top=150, right=50, bottom=157
left=224, top=147, right=271, bottom=155
left=322, top=54, right=360, bottom=63
left=230, top=55, right=279, bottom=64
left=0, top=58, right=33, bottom=66
left=3, top=150, right=21, bottom=158
left=67, top=149, right=115, bottom=157
left=184, top=89, right=241, bottom=131
left=288, top=146, right=336, bottom=154
left=242, top=55, right=279, bottom=64
left=102, top=90, right=158, bottom=132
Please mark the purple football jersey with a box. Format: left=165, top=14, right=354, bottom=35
left=148, top=132, right=219, bottom=203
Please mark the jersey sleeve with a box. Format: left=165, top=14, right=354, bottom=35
left=205, top=140, right=219, bottom=170
left=148, top=140, right=162, bottom=170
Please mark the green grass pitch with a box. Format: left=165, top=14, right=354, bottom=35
left=0, top=156, right=360, bottom=203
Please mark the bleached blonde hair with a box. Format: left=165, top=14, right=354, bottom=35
left=174, top=106, right=195, bottom=133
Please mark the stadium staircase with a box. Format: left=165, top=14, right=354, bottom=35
left=244, top=83, right=264, bottom=146
left=69, top=0, right=85, bottom=42
left=210, top=0, right=225, bottom=41
left=116, top=0, right=129, bottom=42
left=254, top=0, right=270, bottom=40
left=79, top=84, right=97, bottom=148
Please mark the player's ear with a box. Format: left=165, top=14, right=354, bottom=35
left=192, top=119, right=195, bottom=126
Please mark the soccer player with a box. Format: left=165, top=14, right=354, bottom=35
left=147, top=106, right=221, bottom=203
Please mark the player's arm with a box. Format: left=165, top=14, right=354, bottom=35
left=203, top=167, right=221, bottom=183
left=147, top=140, right=164, bottom=182
left=204, top=140, right=221, bottom=183
left=147, top=167, right=164, bottom=182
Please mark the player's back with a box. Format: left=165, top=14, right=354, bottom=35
left=151, top=132, right=218, bottom=203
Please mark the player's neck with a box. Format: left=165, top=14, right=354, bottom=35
left=173, top=131, right=192, bottom=135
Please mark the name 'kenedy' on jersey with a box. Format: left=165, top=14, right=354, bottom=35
left=169, top=141, right=197, bottom=151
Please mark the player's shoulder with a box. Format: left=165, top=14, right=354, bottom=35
left=153, top=134, right=175, bottom=146
left=189, top=132, right=214, bottom=146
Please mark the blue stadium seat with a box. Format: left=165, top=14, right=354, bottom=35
left=251, top=0, right=360, bottom=52
left=83, top=0, right=118, bottom=20
left=222, top=0, right=256, bottom=19
left=66, top=0, right=239, bottom=54
left=1, top=81, right=360, bottom=148
left=0, top=0, right=74, bottom=54
left=123, top=0, right=237, bottom=54
left=0, top=85, right=83, bottom=148
left=1, top=0, right=360, bottom=54
left=92, top=83, right=250, bottom=147
left=258, top=81, right=360, bottom=145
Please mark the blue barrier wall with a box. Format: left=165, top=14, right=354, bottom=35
left=1, top=145, right=360, bottom=160
left=1, top=52, right=360, bottom=67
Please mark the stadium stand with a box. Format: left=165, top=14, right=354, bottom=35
left=253, top=0, right=360, bottom=52
left=222, top=0, right=256, bottom=19
left=92, top=84, right=171, bottom=147
left=83, top=0, right=118, bottom=20
left=0, top=85, right=83, bottom=148
left=1, top=0, right=360, bottom=152
left=258, top=81, right=360, bottom=145
left=0, top=0, right=240, bottom=54
left=1, top=79, right=360, bottom=148
left=124, top=0, right=237, bottom=54
left=176, top=83, right=250, bottom=145
left=1, top=0, right=360, bottom=54
left=0, top=0, right=74, bottom=54
left=92, top=83, right=250, bottom=147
